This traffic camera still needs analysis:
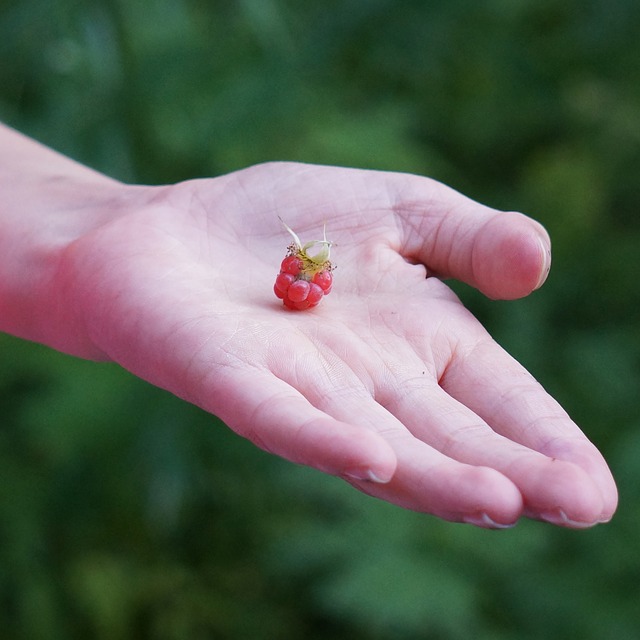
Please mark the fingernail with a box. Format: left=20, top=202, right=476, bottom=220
left=463, top=513, right=517, bottom=529
left=538, top=509, right=596, bottom=529
left=534, top=235, right=552, bottom=290
left=344, top=468, right=391, bottom=484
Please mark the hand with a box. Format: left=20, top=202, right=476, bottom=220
left=49, top=161, right=617, bottom=528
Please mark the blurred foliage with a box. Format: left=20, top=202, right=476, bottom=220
left=2, top=0, right=640, bottom=638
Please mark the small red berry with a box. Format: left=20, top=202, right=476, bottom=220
left=306, top=282, right=324, bottom=306
left=292, top=298, right=311, bottom=310
left=283, top=295, right=298, bottom=310
left=287, top=279, right=311, bottom=303
left=281, top=255, right=303, bottom=275
left=274, top=272, right=295, bottom=295
left=312, top=270, right=332, bottom=293
left=274, top=219, right=334, bottom=311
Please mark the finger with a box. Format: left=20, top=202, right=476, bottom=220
left=439, top=340, right=618, bottom=525
left=350, top=438, right=524, bottom=528
left=255, top=313, right=523, bottom=526
left=383, top=377, right=609, bottom=527
left=216, top=362, right=524, bottom=526
left=200, top=366, right=398, bottom=483
left=305, top=378, right=524, bottom=527
left=387, top=174, right=551, bottom=300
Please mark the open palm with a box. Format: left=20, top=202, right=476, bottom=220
left=60, top=162, right=617, bottom=528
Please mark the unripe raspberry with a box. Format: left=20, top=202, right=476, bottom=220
left=274, top=219, right=335, bottom=311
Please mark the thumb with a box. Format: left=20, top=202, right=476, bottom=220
left=395, top=179, right=551, bottom=300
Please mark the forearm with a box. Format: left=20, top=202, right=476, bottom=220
left=0, top=124, right=133, bottom=356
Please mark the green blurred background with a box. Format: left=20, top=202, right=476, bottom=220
left=2, top=1, right=640, bottom=638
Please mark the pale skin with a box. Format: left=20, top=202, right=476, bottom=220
left=0, top=123, right=617, bottom=528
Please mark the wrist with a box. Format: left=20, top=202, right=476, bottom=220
left=0, top=125, right=145, bottom=358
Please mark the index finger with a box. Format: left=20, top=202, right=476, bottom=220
left=439, top=339, right=618, bottom=524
